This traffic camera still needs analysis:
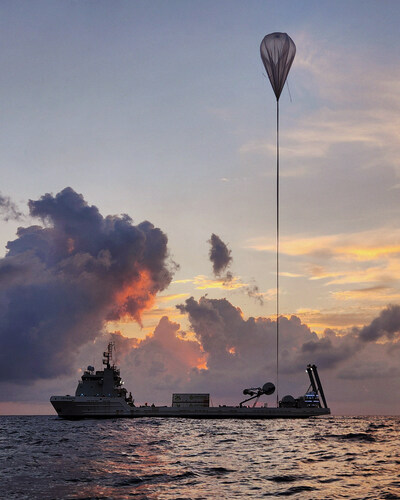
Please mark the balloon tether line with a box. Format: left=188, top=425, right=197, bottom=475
left=276, top=98, right=280, bottom=408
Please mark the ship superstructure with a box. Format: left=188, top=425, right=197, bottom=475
left=75, top=343, right=131, bottom=400
left=51, top=343, right=134, bottom=417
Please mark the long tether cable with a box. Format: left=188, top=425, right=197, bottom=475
left=276, top=99, right=280, bottom=408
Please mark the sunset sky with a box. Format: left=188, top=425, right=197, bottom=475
left=0, top=1, right=399, bottom=415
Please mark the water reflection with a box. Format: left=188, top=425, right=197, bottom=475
left=0, top=416, right=399, bottom=499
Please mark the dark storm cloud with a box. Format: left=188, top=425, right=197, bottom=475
left=358, top=304, right=400, bottom=342
left=208, top=233, right=232, bottom=277
left=0, top=193, right=23, bottom=221
left=0, top=187, right=174, bottom=383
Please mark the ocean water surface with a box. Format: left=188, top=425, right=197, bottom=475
left=0, top=415, right=399, bottom=499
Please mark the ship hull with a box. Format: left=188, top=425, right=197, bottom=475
left=50, top=396, right=330, bottom=419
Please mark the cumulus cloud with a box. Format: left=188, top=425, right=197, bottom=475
left=176, top=296, right=357, bottom=378
left=0, top=187, right=174, bottom=383
left=0, top=193, right=23, bottom=221
left=110, top=317, right=205, bottom=403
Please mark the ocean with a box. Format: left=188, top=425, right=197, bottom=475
left=0, top=415, right=399, bottom=499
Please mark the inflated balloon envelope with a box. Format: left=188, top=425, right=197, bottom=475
left=260, top=32, right=296, bottom=100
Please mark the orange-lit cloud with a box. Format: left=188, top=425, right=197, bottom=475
left=279, top=271, right=305, bottom=278
left=157, top=293, right=190, bottom=303
left=111, top=317, right=207, bottom=403
left=112, top=269, right=157, bottom=325
left=174, top=274, right=245, bottom=290
left=248, top=229, right=400, bottom=261
left=296, top=307, right=381, bottom=332
left=66, top=237, right=75, bottom=253
left=331, top=286, right=400, bottom=303
left=107, top=291, right=194, bottom=340
left=246, top=227, right=400, bottom=319
left=173, top=274, right=265, bottom=306
left=247, top=229, right=400, bottom=293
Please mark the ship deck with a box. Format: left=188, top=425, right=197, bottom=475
left=51, top=397, right=330, bottom=419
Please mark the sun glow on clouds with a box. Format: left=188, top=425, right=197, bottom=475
left=246, top=227, right=400, bottom=328
left=107, top=271, right=266, bottom=341
left=296, top=307, right=382, bottom=332
left=107, top=293, right=190, bottom=339
left=108, top=271, right=264, bottom=341
left=174, top=275, right=243, bottom=290
left=331, top=287, right=400, bottom=303
left=248, top=229, right=400, bottom=261
left=248, top=229, right=400, bottom=291
left=113, top=269, right=156, bottom=324
left=107, top=271, right=268, bottom=340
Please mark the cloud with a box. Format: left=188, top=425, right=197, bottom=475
left=176, top=296, right=358, bottom=377
left=248, top=228, right=400, bottom=262
left=174, top=275, right=247, bottom=291
left=0, top=187, right=174, bottom=383
left=173, top=274, right=264, bottom=305
left=208, top=233, right=232, bottom=279
left=184, top=275, right=243, bottom=290
left=332, top=286, right=400, bottom=302
left=247, top=228, right=400, bottom=306
left=206, top=234, right=264, bottom=304
left=358, top=304, right=400, bottom=342
left=0, top=193, right=23, bottom=221
left=110, top=316, right=206, bottom=403
left=296, top=307, right=381, bottom=331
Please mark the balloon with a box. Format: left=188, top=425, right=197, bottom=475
left=260, top=32, right=296, bottom=100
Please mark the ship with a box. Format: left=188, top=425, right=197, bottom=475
left=51, top=342, right=330, bottom=419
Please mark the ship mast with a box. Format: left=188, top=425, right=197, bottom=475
left=103, top=342, right=115, bottom=369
